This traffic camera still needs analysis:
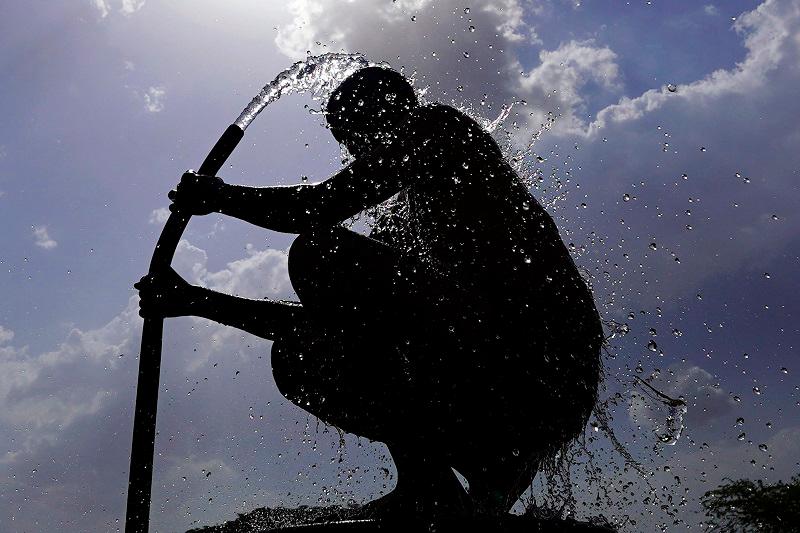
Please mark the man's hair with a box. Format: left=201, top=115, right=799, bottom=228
left=326, top=67, right=418, bottom=146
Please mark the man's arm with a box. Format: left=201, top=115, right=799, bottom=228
left=135, top=267, right=302, bottom=341
left=173, top=149, right=419, bottom=234
left=219, top=154, right=412, bottom=232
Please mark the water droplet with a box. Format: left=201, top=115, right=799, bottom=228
left=410, top=15, right=417, bottom=22
left=469, top=25, right=476, bottom=32
left=753, top=386, right=761, bottom=395
left=737, top=433, right=746, bottom=441
left=623, top=193, right=631, bottom=202
left=463, top=51, right=470, bottom=58
left=771, top=214, right=779, bottom=221
left=736, top=417, right=745, bottom=425
left=733, top=395, right=741, bottom=402
left=649, top=242, right=657, bottom=251
left=647, top=340, right=658, bottom=352
left=667, top=84, right=677, bottom=92
left=758, top=443, right=768, bottom=452
left=780, top=367, right=788, bottom=374
left=764, top=272, right=771, bottom=279
left=699, top=146, right=707, bottom=152
left=464, top=7, right=471, bottom=14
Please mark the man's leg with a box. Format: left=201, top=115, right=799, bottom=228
left=284, top=226, right=479, bottom=518
left=287, top=225, right=412, bottom=328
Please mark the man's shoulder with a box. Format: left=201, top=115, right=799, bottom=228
left=416, top=103, right=469, bottom=123
left=411, top=104, right=485, bottom=139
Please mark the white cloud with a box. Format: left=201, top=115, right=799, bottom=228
left=32, top=225, right=57, bottom=250
left=143, top=86, right=166, bottom=113
left=0, top=326, right=13, bottom=344
left=591, top=0, right=799, bottom=132
left=482, top=0, right=536, bottom=43
left=148, top=207, right=170, bottom=225
left=120, top=0, right=145, bottom=15
left=704, top=4, right=720, bottom=16
left=91, top=0, right=145, bottom=18
left=516, top=40, right=622, bottom=134
left=202, top=245, right=293, bottom=297
left=92, top=0, right=110, bottom=18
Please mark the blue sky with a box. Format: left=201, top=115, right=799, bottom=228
left=1, top=1, right=798, bottom=531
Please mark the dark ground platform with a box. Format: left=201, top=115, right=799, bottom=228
left=188, top=506, right=616, bottom=533
left=269, top=517, right=616, bottom=532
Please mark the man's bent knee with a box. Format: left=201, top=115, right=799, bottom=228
left=287, top=227, right=341, bottom=301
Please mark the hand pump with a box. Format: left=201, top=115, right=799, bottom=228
left=125, top=125, right=243, bottom=533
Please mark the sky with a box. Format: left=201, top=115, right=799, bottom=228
left=1, top=0, right=799, bottom=531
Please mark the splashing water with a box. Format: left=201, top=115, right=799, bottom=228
left=235, top=53, right=382, bottom=130
left=634, top=376, right=687, bottom=446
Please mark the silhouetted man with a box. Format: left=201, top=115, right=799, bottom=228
left=136, top=67, right=603, bottom=518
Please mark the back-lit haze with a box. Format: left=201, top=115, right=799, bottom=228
left=1, top=1, right=798, bottom=531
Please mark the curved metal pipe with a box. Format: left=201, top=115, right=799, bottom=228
left=125, top=124, right=244, bottom=533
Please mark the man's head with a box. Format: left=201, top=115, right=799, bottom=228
left=326, top=67, right=418, bottom=157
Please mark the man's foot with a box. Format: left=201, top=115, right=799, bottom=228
left=357, top=458, right=473, bottom=522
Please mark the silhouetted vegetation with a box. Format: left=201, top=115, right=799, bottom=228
left=701, top=475, right=800, bottom=532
